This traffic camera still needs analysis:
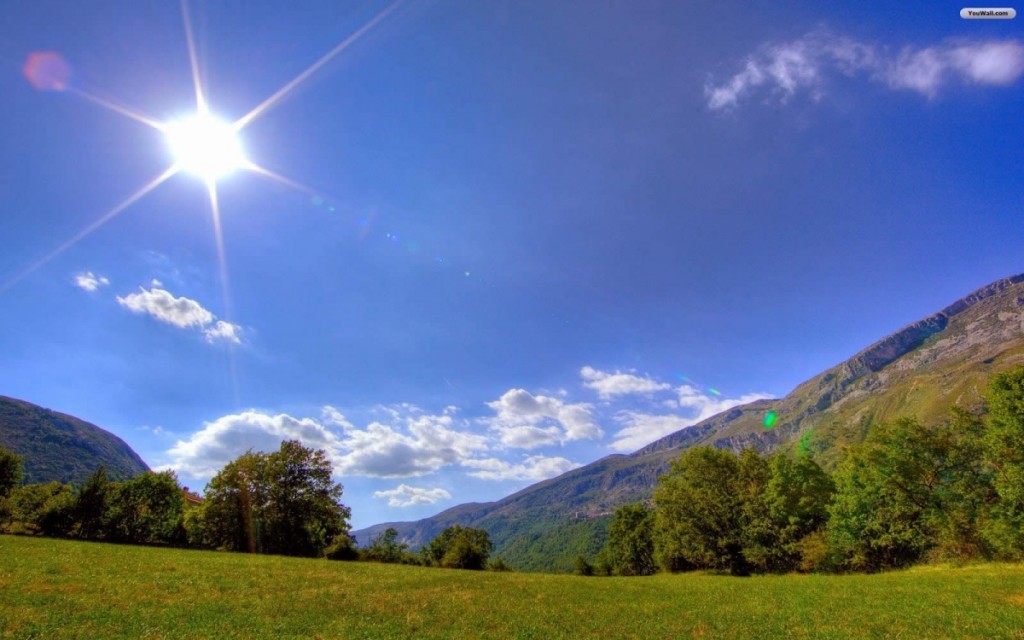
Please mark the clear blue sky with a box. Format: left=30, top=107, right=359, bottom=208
left=0, top=0, right=1020, bottom=529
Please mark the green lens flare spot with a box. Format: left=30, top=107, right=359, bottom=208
left=763, top=410, right=778, bottom=429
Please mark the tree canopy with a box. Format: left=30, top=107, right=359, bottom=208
left=197, top=440, right=351, bottom=557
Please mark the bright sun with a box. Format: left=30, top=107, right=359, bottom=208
left=165, top=113, right=246, bottom=181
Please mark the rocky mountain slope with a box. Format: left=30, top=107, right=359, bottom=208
left=0, top=396, right=149, bottom=485
left=353, top=274, right=1024, bottom=571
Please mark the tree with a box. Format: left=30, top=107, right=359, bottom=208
left=573, top=554, right=594, bottom=576
left=107, top=471, right=187, bottom=546
left=654, top=447, right=746, bottom=575
left=202, top=441, right=350, bottom=557
left=827, top=413, right=990, bottom=571
left=203, top=450, right=268, bottom=552
left=0, top=447, right=22, bottom=499
left=75, top=466, right=112, bottom=540
left=6, top=482, right=76, bottom=536
left=421, top=525, right=493, bottom=570
left=597, top=503, right=657, bottom=576
left=983, top=365, right=1024, bottom=558
left=363, top=527, right=408, bottom=563
left=742, top=453, right=834, bottom=572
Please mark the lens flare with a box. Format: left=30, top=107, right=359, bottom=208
left=23, top=51, right=71, bottom=91
left=763, top=410, right=779, bottom=429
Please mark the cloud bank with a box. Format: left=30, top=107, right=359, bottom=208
left=163, top=403, right=579, bottom=485
left=373, top=484, right=452, bottom=507
left=706, top=32, right=1024, bottom=110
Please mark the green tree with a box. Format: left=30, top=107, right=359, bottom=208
left=7, top=482, right=76, bottom=536
left=75, top=466, right=112, bottom=540
left=202, top=441, right=350, bottom=557
left=573, top=554, right=594, bottom=576
left=421, top=525, right=493, bottom=570
left=742, top=453, right=834, bottom=572
left=827, top=413, right=989, bottom=571
left=982, top=365, right=1024, bottom=558
left=203, top=451, right=268, bottom=552
left=107, top=471, right=186, bottom=546
left=0, top=447, right=23, bottom=499
left=324, top=532, right=359, bottom=560
left=363, top=527, right=408, bottom=563
left=597, top=503, right=657, bottom=576
left=654, top=446, right=747, bottom=575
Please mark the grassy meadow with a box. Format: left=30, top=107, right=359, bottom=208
left=2, top=535, right=1024, bottom=639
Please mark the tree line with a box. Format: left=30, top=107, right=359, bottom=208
left=0, top=439, right=499, bottom=571
left=579, top=366, right=1024, bottom=576
left=4, top=365, right=1022, bottom=576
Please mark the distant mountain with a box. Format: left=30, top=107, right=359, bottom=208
left=353, top=274, right=1024, bottom=571
left=0, top=396, right=149, bottom=485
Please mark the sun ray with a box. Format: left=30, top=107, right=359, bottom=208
left=0, top=165, right=179, bottom=293
left=232, top=0, right=404, bottom=131
left=204, top=177, right=241, bottom=405
left=245, top=162, right=328, bottom=200
left=180, top=0, right=207, bottom=113
left=68, top=87, right=166, bottom=131
left=204, top=178, right=232, bottom=320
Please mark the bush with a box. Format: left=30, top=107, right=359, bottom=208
left=488, top=556, right=513, bottom=572
left=324, top=533, right=359, bottom=561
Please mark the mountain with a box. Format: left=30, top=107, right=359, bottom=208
left=0, top=396, right=150, bottom=485
left=352, top=274, right=1024, bottom=571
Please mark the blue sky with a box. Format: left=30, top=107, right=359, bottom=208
left=0, top=0, right=1021, bottom=530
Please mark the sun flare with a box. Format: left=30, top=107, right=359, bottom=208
left=165, top=114, right=246, bottom=181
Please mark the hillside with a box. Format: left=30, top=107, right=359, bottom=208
left=0, top=396, right=149, bottom=485
left=353, top=274, right=1024, bottom=571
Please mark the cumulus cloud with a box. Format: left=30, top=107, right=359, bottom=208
left=203, top=320, right=242, bottom=345
left=164, top=410, right=346, bottom=477
left=608, top=385, right=772, bottom=451
left=164, top=406, right=490, bottom=481
left=609, top=413, right=695, bottom=452
left=373, top=484, right=452, bottom=507
left=461, top=455, right=579, bottom=481
left=74, top=272, right=110, bottom=292
left=580, top=366, right=672, bottom=399
left=337, top=413, right=490, bottom=477
left=116, top=285, right=242, bottom=344
left=485, top=388, right=602, bottom=448
left=706, top=32, right=1024, bottom=110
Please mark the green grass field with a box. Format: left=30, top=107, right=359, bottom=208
left=2, top=536, right=1024, bottom=639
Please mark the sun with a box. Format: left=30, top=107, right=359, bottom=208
left=3, top=0, right=404, bottom=297
left=164, top=113, right=246, bottom=181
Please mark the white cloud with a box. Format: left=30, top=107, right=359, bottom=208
left=203, top=320, right=242, bottom=345
left=580, top=366, right=672, bottom=399
left=608, top=385, right=772, bottom=451
left=74, top=272, right=110, bottom=292
left=707, top=32, right=1024, bottom=110
left=164, top=410, right=346, bottom=477
left=116, top=285, right=242, bottom=345
left=676, top=384, right=772, bottom=423
left=373, top=484, right=452, bottom=507
left=164, top=406, right=491, bottom=481
left=461, top=455, right=579, bottom=481
left=609, top=413, right=696, bottom=452
left=485, top=388, right=602, bottom=448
